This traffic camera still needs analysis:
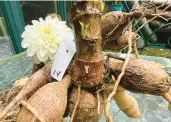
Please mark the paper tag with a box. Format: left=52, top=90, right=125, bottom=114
left=51, top=40, right=76, bottom=81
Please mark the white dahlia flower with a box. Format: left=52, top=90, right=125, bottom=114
left=21, top=16, right=74, bottom=64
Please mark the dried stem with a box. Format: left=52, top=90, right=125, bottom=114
left=20, top=100, right=46, bottom=122
left=31, top=116, right=36, bottom=122
left=133, top=41, right=139, bottom=58
left=4, top=109, right=19, bottom=119
left=135, top=16, right=159, bottom=34
left=113, top=110, right=120, bottom=120
left=102, top=91, right=111, bottom=122
left=156, top=0, right=168, bottom=9
left=70, top=84, right=81, bottom=122
left=1, top=119, right=16, bottom=122
left=97, top=91, right=100, bottom=114
left=105, top=21, right=133, bottom=122
left=121, top=14, right=168, bottom=52
left=162, top=3, right=171, bottom=11
left=135, top=8, right=169, bottom=34
left=61, top=118, right=67, bottom=122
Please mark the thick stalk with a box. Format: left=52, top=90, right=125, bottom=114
left=70, top=1, right=105, bottom=88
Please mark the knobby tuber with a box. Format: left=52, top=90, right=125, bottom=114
left=117, top=31, right=138, bottom=50
left=101, top=11, right=129, bottom=46
left=101, top=11, right=143, bottom=47
left=32, top=63, right=44, bottom=74
left=17, top=75, right=71, bottom=122
left=108, top=57, right=171, bottom=110
left=108, top=58, right=170, bottom=95
left=68, top=87, right=103, bottom=122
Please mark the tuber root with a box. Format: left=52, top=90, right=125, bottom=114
left=17, top=75, right=71, bottom=122
left=117, top=31, right=138, bottom=50
left=4, top=78, right=29, bottom=104
left=103, top=84, right=142, bottom=119
left=68, top=87, right=103, bottom=122
left=0, top=61, right=52, bottom=120
left=101, top=11, right=129, bottom=45
left=113, top=86, right=142, bottom=118
left=108, top=58, right=171, bottom=95
left=164, top=89, right=171, bottom=111
left=0, top=78, right=28, bottom=106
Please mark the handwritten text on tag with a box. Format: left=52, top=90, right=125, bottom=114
left=51, top=40, right=76, bottom=81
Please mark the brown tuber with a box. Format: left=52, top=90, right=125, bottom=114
left=117, top=31, right=138, bottom=49
left=17, top=75, right=71, bottom=122
left=68, top=87, right=103, bottom=122
left=108, top=58, right=171, bottom=95
left=101, top=11, right=129, bottom=45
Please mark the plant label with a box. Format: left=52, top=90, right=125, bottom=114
left=51, top=39, right=76, bottom=81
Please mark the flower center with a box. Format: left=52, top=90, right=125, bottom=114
left=43, top=26, right=51, bottom=34
left=40, top=26, right=56, bottom=44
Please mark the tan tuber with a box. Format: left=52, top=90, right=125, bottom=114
left=113, top=86, right=142, bottom=118
left=108, top=58, right=170, bottom=95
left=17, top=75, right=71, bottom=122
left=103, top=83, right=142, bottom=119
left=68, top=87, right=104, bottom=122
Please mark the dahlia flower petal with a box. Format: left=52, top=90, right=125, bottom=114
left=45, top=16, right=53, bottom=21
left=49, top=45, right=57, bottom=53
left=39, top=18, right=44, bottom=22
left=43, top=42, right=50, bottom=49
left=37, top=52, right=48, bottom=62
left=32, top=54, right=41, bottom=64
left=39, top=47, right=48, bottom=57
left=27, top=46, right=37, bottom=57
left=24, top=25, right=32, bottom=31
left=21, top=39, right=30, bottom=48
left=49, top=52, right=56, bottom=60
left=32, top=20, right=39, bottom=26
